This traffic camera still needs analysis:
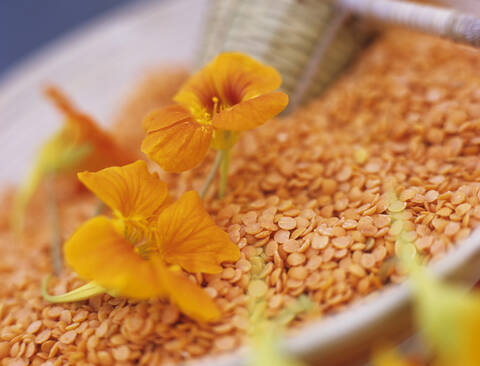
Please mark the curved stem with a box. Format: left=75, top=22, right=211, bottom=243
left=46, top=175, right=62, bottom=275
left=218, top=149, right=231, bottom=199
left=93, top=200, right=105, bottom=217
left=42, top=275, right=107, bottom=303
left=200, top=151, right=223, bottom=199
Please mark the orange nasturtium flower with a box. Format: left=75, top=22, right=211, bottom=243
left=13, top=86, right=135, bottom=231
left=43, top=160, right=240, bottom=322
left=141, top=52, right=289, bottom=173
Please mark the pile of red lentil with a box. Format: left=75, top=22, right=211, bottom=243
left=2, top=29, right=480, bottom=365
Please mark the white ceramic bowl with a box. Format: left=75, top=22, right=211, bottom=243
left=2, top=1, right=480, bottom=365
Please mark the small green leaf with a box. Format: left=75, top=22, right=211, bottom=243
left=42, top=275, right=107, bottom=303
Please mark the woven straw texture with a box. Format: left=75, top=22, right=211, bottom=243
left=196, top=0, right=374, bottom=106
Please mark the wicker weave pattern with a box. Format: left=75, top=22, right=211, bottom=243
left=339, top=0, right=480, bottom=46
left=196, top=0, right=373, bottom=104
left=197, top=0, right=480, bottom=107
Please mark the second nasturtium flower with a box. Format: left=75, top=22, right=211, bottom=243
left=141, top=52, right=288, bottom=196
left=44, top=160, right=240, bottom=322
left=13, top=86, right=135, bottom=231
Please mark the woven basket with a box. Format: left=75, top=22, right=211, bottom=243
left=196, top=0, right=480, bottom=108
left=196, top=0, right=374, bottom=108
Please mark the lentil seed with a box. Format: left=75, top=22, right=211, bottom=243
left=287, top=253, right=306, bottom=266
left=59, top=331, right=77, bottom=345
left=349, top=264, right=367, bottom=278
left=425, top=190, right=439, bottom=202
left=332, top=236, right=352, bottom=249
left=34, top=330, right=51, bottom=344
left=26, top=321, right=42, bottom=335
left=388, top=200, right=406, bottom=213
left=358, top=222, right=378, bottom=237
left=311, top=234, right=329, bottom=249
left=278, top=216, right=297, bottom=230
left=112, top=345, right=130, bottom=361
left=288, top=266, right=308, bottom=280
left=283, top=239, right=300, bottom=253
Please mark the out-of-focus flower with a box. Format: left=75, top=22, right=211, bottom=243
left=411, top=267, right=480, bottom=366
left=372, top=269, right=480, bottom=366
left=372, top=349, right=419, bottom=366
left=45, top=160, right=240, bottom=322
left=44, top=86, right=135, bottom=172
left=250, top=325, right=306, bottom=366
left=246, top=254, right=313, bottom=366
left=12, top=86, right=135, bottom=232
left=142, top=52, right=288, bottom=173
left=382, top=187, right=480, bottom=366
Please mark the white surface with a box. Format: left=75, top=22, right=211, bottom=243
left=0, top=0, right=208, bottom=184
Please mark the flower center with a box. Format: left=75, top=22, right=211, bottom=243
left=116, top=217, right=158, bottom=260
left=191, top=96, right=229, bottom=126
left=134, top=240, right=158, bottom=260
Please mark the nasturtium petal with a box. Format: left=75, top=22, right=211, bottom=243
left=156, top=190, right=240, bottom=273
left=12, top=87, right=136, bottom=234
left=64, top=216, right=163, bottom=299
left=212, top=92, right=288, bottom=131
left=210, top=52, right=283, bottom=102
left=45, top=86, right=135, bottom=172
left=45, top=86, right=91, bottom=129
left=142, top=107, right=213, bottom=173
left=78, top=160, right=168, bottom=220
left=143, top=104, right=194, bottom=131
left=152, top=258, right=221, bottom=322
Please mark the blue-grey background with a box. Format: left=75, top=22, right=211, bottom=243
left=0, top=0, right=136, bottom=78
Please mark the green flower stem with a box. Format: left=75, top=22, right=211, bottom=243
left=42, top=275, right=107, bottom=303
left=46, top=175, right=62, bottom=276
left=218, top=148, right=231, bottom=199
left=200, top=151, right=223, bottom=199
left=93, top=200, right=105, bottom=217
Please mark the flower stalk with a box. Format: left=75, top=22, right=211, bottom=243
left=42, top=275, right=107, bottom=303
left=199, top=151, right=223, bottom=198
left=218, top=148, right=231, bottom=199
left=46, top=175, right=63, bottom=275
left=93, top=200, right=105, bottom=216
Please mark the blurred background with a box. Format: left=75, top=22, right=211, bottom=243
left=0, top=0, right=136, bottom=78
left=0, top=0, right=205, bottom=184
